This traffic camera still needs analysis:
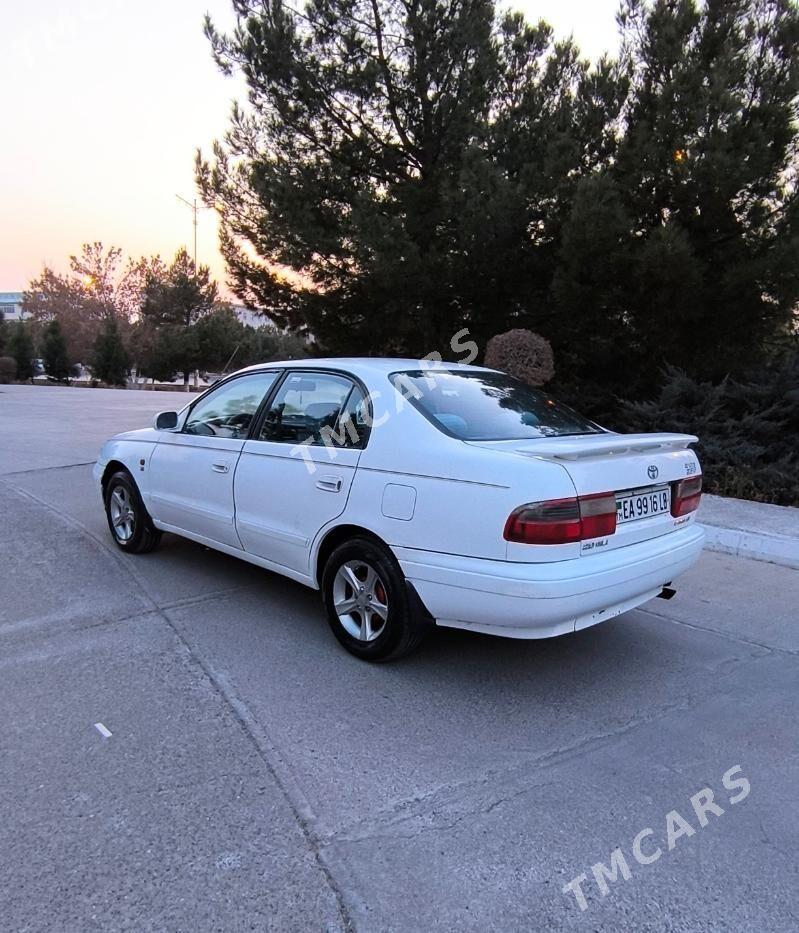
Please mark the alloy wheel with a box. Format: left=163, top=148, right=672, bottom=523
left=109, top=485, right=136, bottom=542
left=332, top=559, right=389, bottom=642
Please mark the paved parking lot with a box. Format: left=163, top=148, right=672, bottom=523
left=1, top=383, right=797, bottom=931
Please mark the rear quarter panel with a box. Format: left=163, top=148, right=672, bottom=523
left=336, top=386, right=580, bottom=561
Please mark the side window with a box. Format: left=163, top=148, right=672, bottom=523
left=184, top=372, right=279, bottom=439
left=334, top=386, right=370, bottom=449
left=258, top=372, right=353, bottom=445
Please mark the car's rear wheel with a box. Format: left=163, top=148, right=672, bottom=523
left=322, top=537, right=429, bottom=661
left=104, top=470, right=161, bottom=554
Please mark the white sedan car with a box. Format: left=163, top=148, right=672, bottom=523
left=94, top=359, right=705, bottom=660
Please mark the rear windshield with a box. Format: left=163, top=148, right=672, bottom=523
left=391, top=370, right=604, bottom=441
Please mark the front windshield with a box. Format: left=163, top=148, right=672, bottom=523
left=391, top=370, right=604, bottom=441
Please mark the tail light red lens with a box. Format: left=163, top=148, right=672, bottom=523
left=504, top=498, right=582, bottom=544
left=671, top=475, right=702, bottom=516
left=579, top=492, right=618, bottom=539
left=504, top=492, right=617, bottom=545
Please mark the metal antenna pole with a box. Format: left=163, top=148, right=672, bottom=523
left=176, top=195, right=201, bottom=274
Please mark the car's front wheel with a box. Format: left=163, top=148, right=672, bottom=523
left=321, top=537, right=429, bottom=661
left=103, top=470, right=161, bottom=554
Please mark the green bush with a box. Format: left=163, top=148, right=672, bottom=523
left=41, top=320, right=72, bottom=382
left=616, top=353, right=799, bottom=506
left=9, top=322, right=34, bottom=382
left=0, top=355, right=16, bottom=384
left=92, top=317, right=130, bottom=386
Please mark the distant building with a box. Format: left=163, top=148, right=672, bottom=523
left=0, top=292, right=27, bottom=322
left=231, top=304, right=277, bottom=330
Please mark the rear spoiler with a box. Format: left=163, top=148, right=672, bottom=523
left=514, top=433, right=699, bottom=462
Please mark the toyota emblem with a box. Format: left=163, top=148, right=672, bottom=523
left=647, top=465, right=659, bottom=480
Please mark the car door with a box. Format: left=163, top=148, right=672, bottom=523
left=148, top=370, right=280, bottom=548
left=234, top=371, right=368, bottom=575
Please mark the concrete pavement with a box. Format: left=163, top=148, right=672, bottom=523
left=1, top=383, right=797, bottom=931
left=0, top=383, right=184, bottom=474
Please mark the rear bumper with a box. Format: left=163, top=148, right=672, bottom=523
left=394, top=524, right=705, bottom=639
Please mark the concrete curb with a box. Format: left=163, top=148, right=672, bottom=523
left=699, top=494, right=799, bottom=570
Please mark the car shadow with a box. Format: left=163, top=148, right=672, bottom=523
left=150, top=532, right=716, bottom=715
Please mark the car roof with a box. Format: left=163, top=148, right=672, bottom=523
left=234, top=357, right=494, bottom=380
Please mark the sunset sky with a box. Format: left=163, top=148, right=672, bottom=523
left=0, top=0, right=620, bottom=294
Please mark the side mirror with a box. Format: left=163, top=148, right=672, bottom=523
left=154, top=410, right=179, bottom=430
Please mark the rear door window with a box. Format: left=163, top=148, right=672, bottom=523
left=258, top=372, right=354, bottom=445
left=333, top=385, right=370, bottom=448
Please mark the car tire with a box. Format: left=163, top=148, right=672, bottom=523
left=103, top=470, right=162, bottom=554
left=322, top=537, right=430, bottom=661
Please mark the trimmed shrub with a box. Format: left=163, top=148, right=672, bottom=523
left=484, top=329, right=555, bottom=387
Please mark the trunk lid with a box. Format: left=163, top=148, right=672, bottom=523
left=469, top=432, right=702, bottom=554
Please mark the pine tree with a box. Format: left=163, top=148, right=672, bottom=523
left=92, top=317, right=130, bottom=386
left=551, top=0, right=799, bottom=405
left=197, top=0, right=619, bottom=355
left=193, top=306, right=249, bottom=373
left=9, top=322, right=35, bottom=382
left=136, top=248, right=217, bottom=387
left=41, top=320, right=71, bottom=382
left=620, top=0, right=799, bottom=379
left=199, top=0, right=799, bottom=390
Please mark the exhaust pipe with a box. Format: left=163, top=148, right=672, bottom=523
left=657, top=585, right=676, bottom=600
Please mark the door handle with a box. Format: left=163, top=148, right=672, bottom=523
left=316, top=476, right=342, bottom=493
left=212, top=461, right=230, bottom=473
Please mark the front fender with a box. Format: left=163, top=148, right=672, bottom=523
left=94, top=437, right=159, bottom=504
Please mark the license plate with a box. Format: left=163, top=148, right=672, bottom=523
left=616, top=487, right=671, bottom=524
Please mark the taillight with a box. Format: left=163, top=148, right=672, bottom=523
left=504, top=498, right=581, bottom=544
left=671, top=475, right=702, bottom=516
left=504, top=492, right=617, bottom=545
left=579, top=492, right=618, bottom=539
